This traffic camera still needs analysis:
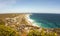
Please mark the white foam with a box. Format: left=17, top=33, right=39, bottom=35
left=26, top=14, right=40, bottom=27
left=26, top=14, right=34, bottom=22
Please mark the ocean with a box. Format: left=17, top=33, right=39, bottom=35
left=29, top=13, right=60, bottom=28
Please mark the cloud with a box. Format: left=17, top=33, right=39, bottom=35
left=0, top=7, right=60, bottom=14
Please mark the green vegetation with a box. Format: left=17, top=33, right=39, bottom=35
left=0, top=25, right=20, bottom=36
left=0, top=18, right=58, bottom=36
left=27, top=29, right=57, bottom=36
left=0, top=19, right=5, bottom=25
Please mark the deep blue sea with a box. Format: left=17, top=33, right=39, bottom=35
left=30, top=13, right=60, bottom=28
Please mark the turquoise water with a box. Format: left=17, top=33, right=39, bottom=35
left=30, top=13, right=60, bottom=28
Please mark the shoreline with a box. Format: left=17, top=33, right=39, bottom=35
left=26, top=14, right=40, bottom=27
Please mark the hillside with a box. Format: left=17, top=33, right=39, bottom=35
left=0, top=13, right=59, bottom=36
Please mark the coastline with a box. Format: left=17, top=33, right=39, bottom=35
left=26, top=14, right=40, bottom=27
left=0, top=13, right=59, bottom=36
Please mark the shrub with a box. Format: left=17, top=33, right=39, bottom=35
left=27, top=29, right=57, bottom=36
left=0, top=19, right=5, bottom=25
left=0, top=25, right=20, bottom=36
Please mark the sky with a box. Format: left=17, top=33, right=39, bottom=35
left=0, top=0, right=60, bottom=13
